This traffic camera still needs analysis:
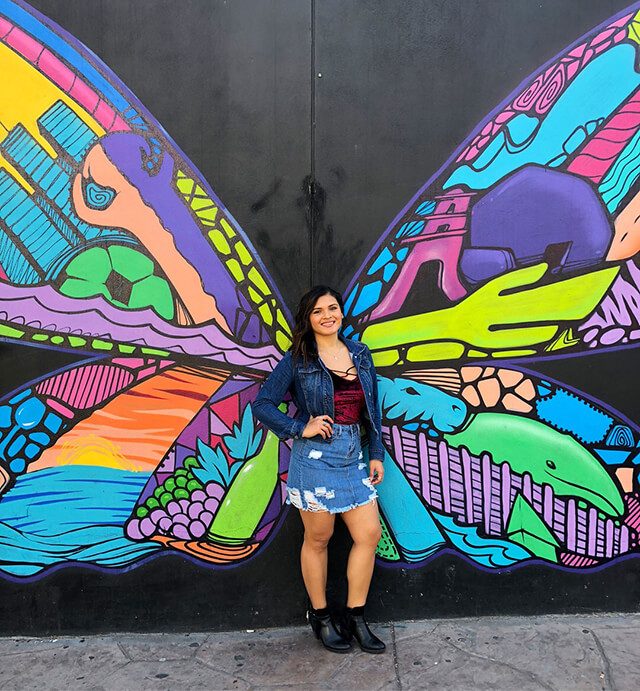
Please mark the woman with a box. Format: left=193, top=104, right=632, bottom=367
left=253, top=285, right=386, bottom=654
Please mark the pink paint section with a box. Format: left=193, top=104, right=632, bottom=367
left=110, top=115, right=131, bottom=132
left=69, top=78, right=100, bottom=112
left=45, top=398, right=75, bottom=419
left=37, top=49, right=75, bottom=91
left=5, top=25, right=43, bottom=62
left=0, top=16, right=12, bottom=37
left=94, top=99, right=117, bottom=129
left=568, top=88, right=640, bottom=183
left=0, top=262, right=8, bottom=281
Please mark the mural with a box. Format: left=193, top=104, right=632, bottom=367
left=1, top=0, right=640, bottom=579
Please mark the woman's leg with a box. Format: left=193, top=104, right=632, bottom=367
left=340, top=500, right=382, bottom=607
left=299, top=509, right=336, bottom=609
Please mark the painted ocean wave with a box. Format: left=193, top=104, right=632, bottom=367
left=0, top=465, right=159, bottom=577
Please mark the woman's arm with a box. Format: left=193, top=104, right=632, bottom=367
left=252, top=351, right=307, bottom=440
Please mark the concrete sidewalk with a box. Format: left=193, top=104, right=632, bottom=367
left=0, top=612, right=638, bottom=690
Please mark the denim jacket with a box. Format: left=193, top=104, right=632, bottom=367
left=252, top=335, right=385, bottom=461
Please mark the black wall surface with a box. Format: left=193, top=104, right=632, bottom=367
left=2, top=0, right=639, bottom=634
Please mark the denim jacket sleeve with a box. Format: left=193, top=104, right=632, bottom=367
left=252, top=350, right=307, bottom=441
left=363, top=345, right=385, bottom=462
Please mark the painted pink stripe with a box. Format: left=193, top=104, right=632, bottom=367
left=5, top=25, right=44, bottom=62
left=138, top=365, right=159, bottom=380
left=112, top=357, right=146, bottom=368
left=37, top=49, right=75, bottom=91
left=73, top=364, right=95, bottom=408
left=94, top=99, right=117, bottom=130
left=0, top=16, right=12, bottom=37
left=45, top=398, right=74, bottom=419
left=69, top=78, right=99, bottom=113
left=438, top=441, right=451, bottom=515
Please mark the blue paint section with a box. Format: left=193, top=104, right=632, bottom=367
left=535, top=387, right=614, bottom=444
left=445, top=45, right=640, bottom=190
left=431, top=512, right=532, bottom=568
left=376, top=449, right=445, bottom=562
left=0, top=389, right=66, bottom=482
left=0, top=102, right=136, bottom=282
left=0, top=466, right=159, bottom=577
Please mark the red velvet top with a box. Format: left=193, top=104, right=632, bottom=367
left=329, top=367, right=365, bottom=424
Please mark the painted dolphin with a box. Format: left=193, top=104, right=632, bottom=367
left=445, top=413, right=624, bottom=517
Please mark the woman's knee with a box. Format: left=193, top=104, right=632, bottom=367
left=353, top=523, right=382, bottom=547
left=303, top=527, right=333, bottom=550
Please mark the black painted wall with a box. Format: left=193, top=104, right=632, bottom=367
left=2, top=0, right=639, bottom=634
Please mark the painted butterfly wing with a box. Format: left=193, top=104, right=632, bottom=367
left=0, top=0, right=292, bottom=577
left=345, top=5, right=640, bottom=570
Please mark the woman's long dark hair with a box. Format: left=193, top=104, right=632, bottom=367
left=290, top=285, right=345, bottom=363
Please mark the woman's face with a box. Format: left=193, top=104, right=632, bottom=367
left=309, top=293, right=343, bottom=337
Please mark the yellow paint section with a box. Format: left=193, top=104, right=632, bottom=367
left=0, top=43, right=104, bottom=190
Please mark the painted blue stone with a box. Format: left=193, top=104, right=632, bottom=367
left=9, top=458, right=26, bottom=473
left=30, top=432, right=51, bottom=445
left=368, top=247, right=393, bottom=275
left=351, top=281, right=382, bottom=317
left=383, top=262, right=397, bottom=282
left=415, top=200, right=436, bottom=216
left=0, top=406, right=11, bottom=429
left=343, top=286, right=357, bottom=315
left=397, top=247, right=409, bottom=261
left=7, top=434, right=26, bottom=456
left=8, top=389, right=31, bottom=405
left=24, top=443, right=41, bottom=459
left=15, top=398, right=46, bottom=430
left=44, top=413, right=63, bottom=434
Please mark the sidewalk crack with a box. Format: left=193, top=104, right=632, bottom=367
left=589, top=630, right=615, bottom=691
left=442, top=638, right=555, bottom=691
left=391, top=622, right=402, bottom=690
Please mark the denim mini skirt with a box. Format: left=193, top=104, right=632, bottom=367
left=286, top=423, right=378, bottom=514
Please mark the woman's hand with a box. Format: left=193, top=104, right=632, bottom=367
left=302, top=415, right=334, bottom=439
left=369, top=460, right=384, bottom=485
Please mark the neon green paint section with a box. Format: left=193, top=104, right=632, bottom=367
left=445, top=413, right=624, bottom=517
left=506, top=494, right=560, bottom=563
left=363, top=263, right=619, bottom=364
left=207, top=429, right=280, bottom=545
left=60, top=245, right=175, bottom=320
left=0, top=324, right=25, bottom=338
left=376, top=511, right=401, bottom=561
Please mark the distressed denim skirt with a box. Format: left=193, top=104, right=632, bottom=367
left=286, top=423, right=378, bottom=514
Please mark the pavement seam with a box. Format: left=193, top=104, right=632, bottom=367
left=441, top=638, right=556, bottom=691
left=194, top=654, right=252, bottom=687
left=115, top=640, right=133, bottom=662
left=589, top=630, right=616, bottom=691
left=391, top=623, right=401, bottom=690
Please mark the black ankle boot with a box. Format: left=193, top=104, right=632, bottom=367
left=343, top=606, right=386, bottom=654
left=307, top=606, right=352, bottom=653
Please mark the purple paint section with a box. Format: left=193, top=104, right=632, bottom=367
left=99, top=134, right=259, bottom=341
left=462, top=166, right=612, bottom=285
left=0, top=283, right=281, bottom=373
